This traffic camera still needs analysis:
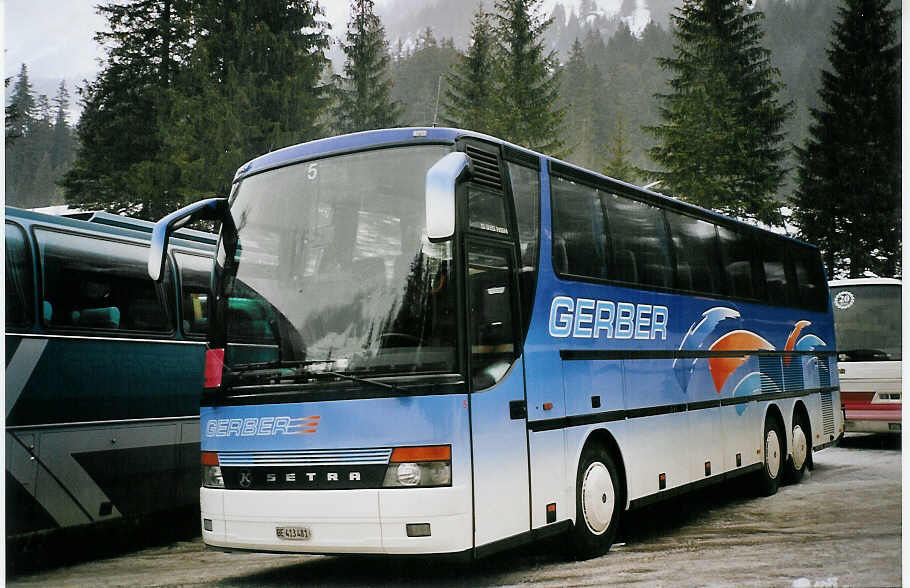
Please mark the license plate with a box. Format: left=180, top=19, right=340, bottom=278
left=276, top=526, right=312, bottom=541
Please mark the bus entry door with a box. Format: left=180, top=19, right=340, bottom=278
left=465, top=240, right=531, bottom=548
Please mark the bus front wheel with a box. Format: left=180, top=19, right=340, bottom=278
left=571, top=445, right=622, bottom=560
left=757, top=415, right=785, bottom=496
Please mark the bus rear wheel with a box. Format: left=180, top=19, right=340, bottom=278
left=785, top=413, right=810, bottom=483
left=757, top=415, right=785, bottom=496
left=571, top=446, right=621, bottom=560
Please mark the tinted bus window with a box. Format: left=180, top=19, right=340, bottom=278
left=791, top=245, right=828, bottom=311
left=176, top=251, right=212, bottom=336
left=551, top=177, right=608, bottom=280
left=604, top=193, right=672, bottom=289
left=666, top=212, right=724, bottom=296
left=5, top=223, right=34, bottom=326
left=509, top=162, right=540, bottom=322
left=37, top=229, right=171, bottom=332
left=469, top=186, right=509, bottom=236
left=718, top=226, right=759, bottom=299
left=761, top=238, right=793, bottom=307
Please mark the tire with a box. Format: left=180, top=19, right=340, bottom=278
left=571, top=445, right=622, bottom=560
left=785, top=412, right=811, bottom=483
left=757, top=414, right=785, bottom=496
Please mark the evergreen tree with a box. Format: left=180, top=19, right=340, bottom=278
left=492, top=0, right=565, bottom=154
left=392, top=28, right=458, bottom=126
left=50, top=81, right=75, bottom=171
left=442, top=5, right=497, bottom=132
left=560, top=38, right=599, bottom=169
left=169, top=0, right=331, bottom=199
left=603, top=111, right=639, bottom=185
left=792, top=0, right=901, bottom=277
left=6, top=64, right=36, bottom=144
left=335, top=0, right=401, bottom=133
left=646, top=0, right=791, bottom=225
left=62, top=0, right=193, bottom=218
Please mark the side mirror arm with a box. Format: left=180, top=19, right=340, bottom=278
left=148, top=197, right=230, bottom=281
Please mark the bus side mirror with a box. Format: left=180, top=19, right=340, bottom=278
left=426, top=152, right=472, bottom=242
left=148, top=197, right=229, bottom=281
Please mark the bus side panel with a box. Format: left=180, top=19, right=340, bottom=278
left=471, top=358, right=531, bottom=547
left=622, top=358, right=690, bottom=497
left=6, top=335, right=204, bottom=534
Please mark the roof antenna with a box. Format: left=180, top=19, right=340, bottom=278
left=433, top=75, right=442, bottom=127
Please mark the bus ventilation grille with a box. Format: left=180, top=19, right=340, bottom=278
left=782, top=357, right=804, bottom=391
left=465, top=145, right=503, bottom=191
left=817, top=355, right=831, bottom=387
left=759, top=355, right=783, bottom=393
left=821, top=391, right=835, bottom=436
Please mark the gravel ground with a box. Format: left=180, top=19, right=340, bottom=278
left=7, top=433, right=901, bottom=587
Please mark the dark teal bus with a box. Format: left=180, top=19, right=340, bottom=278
left=5, top=206, right=215, bottom=550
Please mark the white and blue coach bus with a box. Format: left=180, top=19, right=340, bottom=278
left=149, top=128, right=843, bottom=559
left=6, top=207, right=214, bottom=549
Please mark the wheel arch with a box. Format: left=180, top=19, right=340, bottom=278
left=573, top=427, right=628, bottom=511
left=763, top=402, right=788, bottom=457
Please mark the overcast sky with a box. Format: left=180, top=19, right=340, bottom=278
left=3, top=1, right=590, bottom=84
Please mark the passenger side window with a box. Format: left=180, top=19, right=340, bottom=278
left=5, top=223, right=34, bottom=327
left=761, top=238, right=794, bottom=307
left=551, top=176, right=608, bottom=280
left=718, top=226, right=759, bottom=300
left=790, top=245, right=828, bottom=312
left=468, top=245, right=516, bottom=391
left=508, top=162, right=540, bottom=327
left=666, top=212, right=724, bottom=296
left=603, top=193, right=672, bottom=289
left=175, top=252, right=212, bottom=336
left=36, top=229, right=172, bottom=333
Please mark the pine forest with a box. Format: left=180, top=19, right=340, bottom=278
left=4, top=0, right=901, bottom=277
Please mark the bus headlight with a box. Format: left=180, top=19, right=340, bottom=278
left=201, top=451, right=224, bottom=488
left=382, top=445, right=452, bottom=488
left=202, top=465, right=225, bottom=488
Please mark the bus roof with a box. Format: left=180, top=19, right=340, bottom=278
left=829, top=277, right=902, bottom=287
left=5, top=206, right=217, bottom=250
left=231, top=127, right=817, bottom=251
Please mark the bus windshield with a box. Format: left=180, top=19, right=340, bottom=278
left=217, top=145, right=458, bottom=384
left=831, top=284, right=901, bottom=361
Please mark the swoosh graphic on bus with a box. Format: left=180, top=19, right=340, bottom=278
left=708, top=330, right=774, bottom=392
left=783, top=320, right=812, bottom=365
left=673, top=307, right=740, bottom=392
left=6, top=338, right=48, bottom=418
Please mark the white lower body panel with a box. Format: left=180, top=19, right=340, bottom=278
left=201, top=486, right=472, bottom=554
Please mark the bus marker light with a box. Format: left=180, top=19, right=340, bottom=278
left=204, top=348, right=225, bottom=388
left=201, top=451, right=220, bottom=466
left=546, top=503, right=556, bottom=523
left=390, top=445, right=451, bottom=462
left=204, top=518, right=213, bottom=532
left=658, top=473, right=666, bottom=490
left=543, top=402, right=553, bottom=411
left=406, top=523, right=431, bottom=537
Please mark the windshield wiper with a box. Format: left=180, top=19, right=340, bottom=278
left=230, top=359, right=323, bottom=375
left=228, top=362, right=402, bottom=393
left=320, top=371, right=401, bottom=393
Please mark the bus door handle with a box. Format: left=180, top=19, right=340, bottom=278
left=509, top=400, right=527, bottom=420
